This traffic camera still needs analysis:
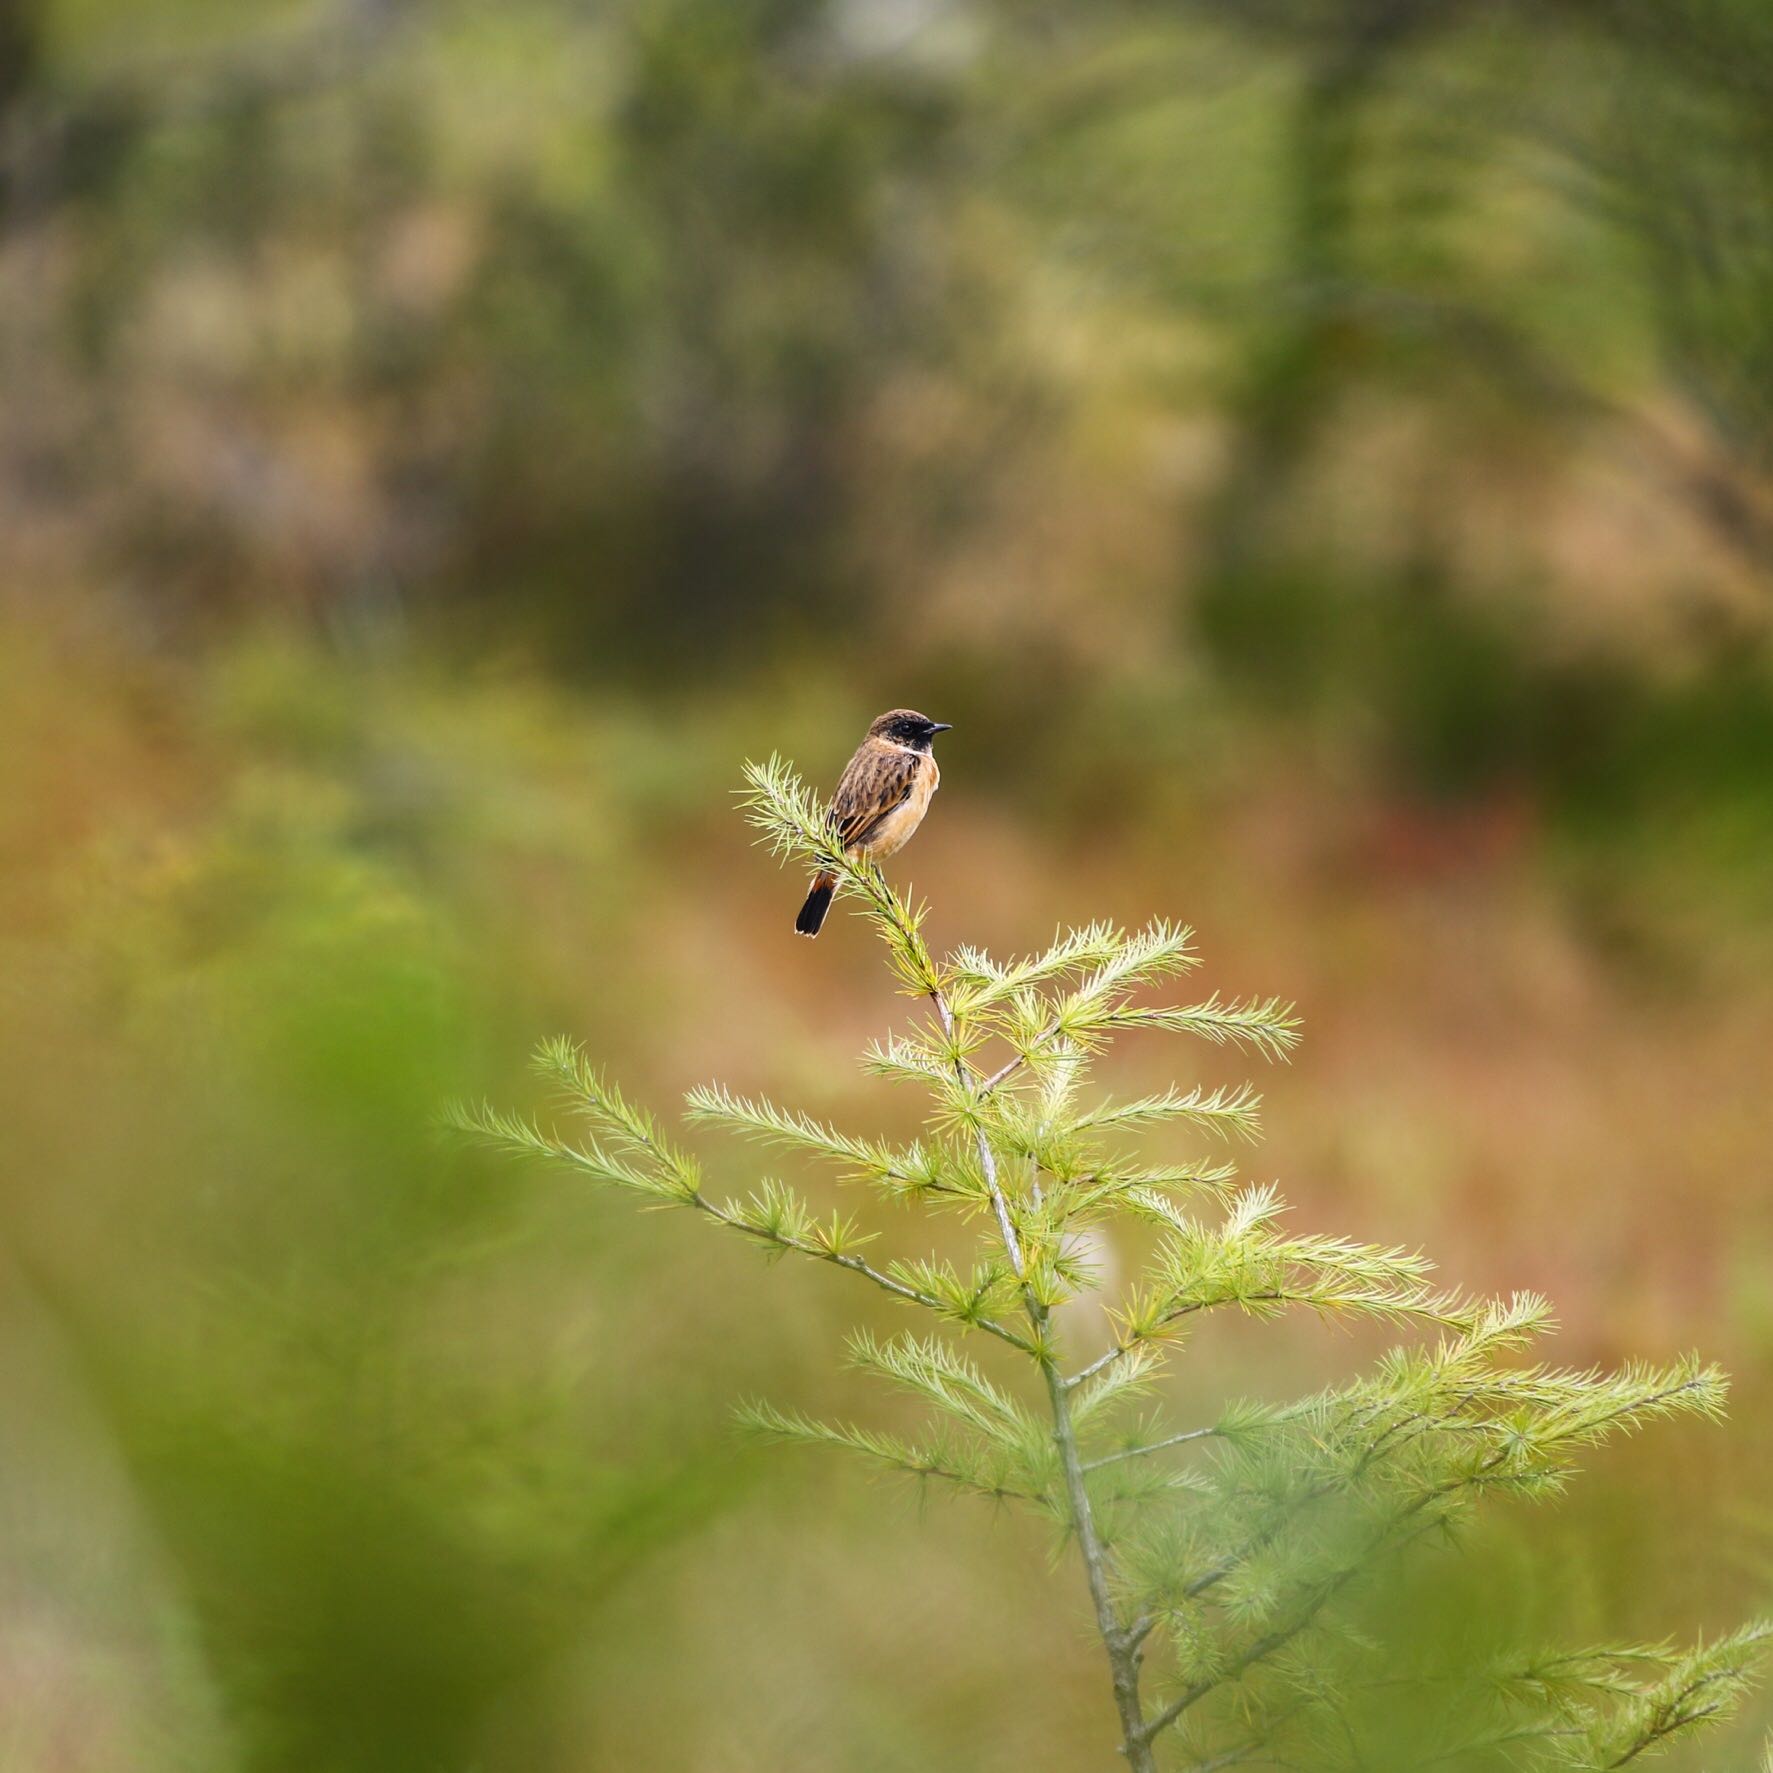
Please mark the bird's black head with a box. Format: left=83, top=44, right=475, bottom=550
left=869, top=708, right=952, bottom=752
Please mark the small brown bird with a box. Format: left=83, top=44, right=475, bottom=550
left=796, top=709, right=952, bottom=936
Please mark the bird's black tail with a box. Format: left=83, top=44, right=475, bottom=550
left=795, top=872, right=837, bottom=937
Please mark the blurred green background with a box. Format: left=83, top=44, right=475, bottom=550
left=2, top=0, right=1772, bottom=1767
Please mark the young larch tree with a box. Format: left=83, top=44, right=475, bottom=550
left=453, top=755, right=1768, bottom=1771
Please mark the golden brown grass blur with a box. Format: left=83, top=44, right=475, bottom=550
left=3, top=1, right=1773, bottom=1768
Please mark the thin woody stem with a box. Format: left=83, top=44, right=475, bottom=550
left=930, top=987, right=1026, bottom=1277
left=926, top=964, right=1155, bottom=1773
left=1044, top=1356, right=1157, bottom=1772
left=860, top=864, right=1155, bottom=1770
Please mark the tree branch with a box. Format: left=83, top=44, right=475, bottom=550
left=1144, top=1446, right=1519, bottom=1748
left=1140, top=1543, right=1389, bottom=1748
left=693, top=1194, right=1036, bottom=1354
left=1081, top=1425, right=1219, bottom=1473
left=974, top=1022, right=1062, bottom=1100
left=1064, top=1295, right=1287, bottom=1390
left=543, top=1043, right=1036, bottom=1353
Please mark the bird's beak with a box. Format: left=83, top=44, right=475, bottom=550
left=930, top=722, right=953, bottom=733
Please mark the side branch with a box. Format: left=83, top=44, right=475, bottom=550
left=1064, top=1281, right=1472, bottom=1391
left=1081, top=1425, right=1219, bottom=1473
left=1138, top=1557, right=1377, bottom=1748
left=974, top=1020, right=1061, bottom=1100
left=693, top=1191, right=1036, bottom=1355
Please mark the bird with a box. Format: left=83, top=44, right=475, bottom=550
left=795, top=709, right=952, bottom=936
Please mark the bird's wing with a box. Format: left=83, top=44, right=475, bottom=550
left=831, top=743, right=920, bottom=851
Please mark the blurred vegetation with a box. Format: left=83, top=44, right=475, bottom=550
left=2, top=0, right=1772, bottom=1767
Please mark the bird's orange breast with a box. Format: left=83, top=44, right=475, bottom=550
left=857, top=754, right=937, bottom=860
